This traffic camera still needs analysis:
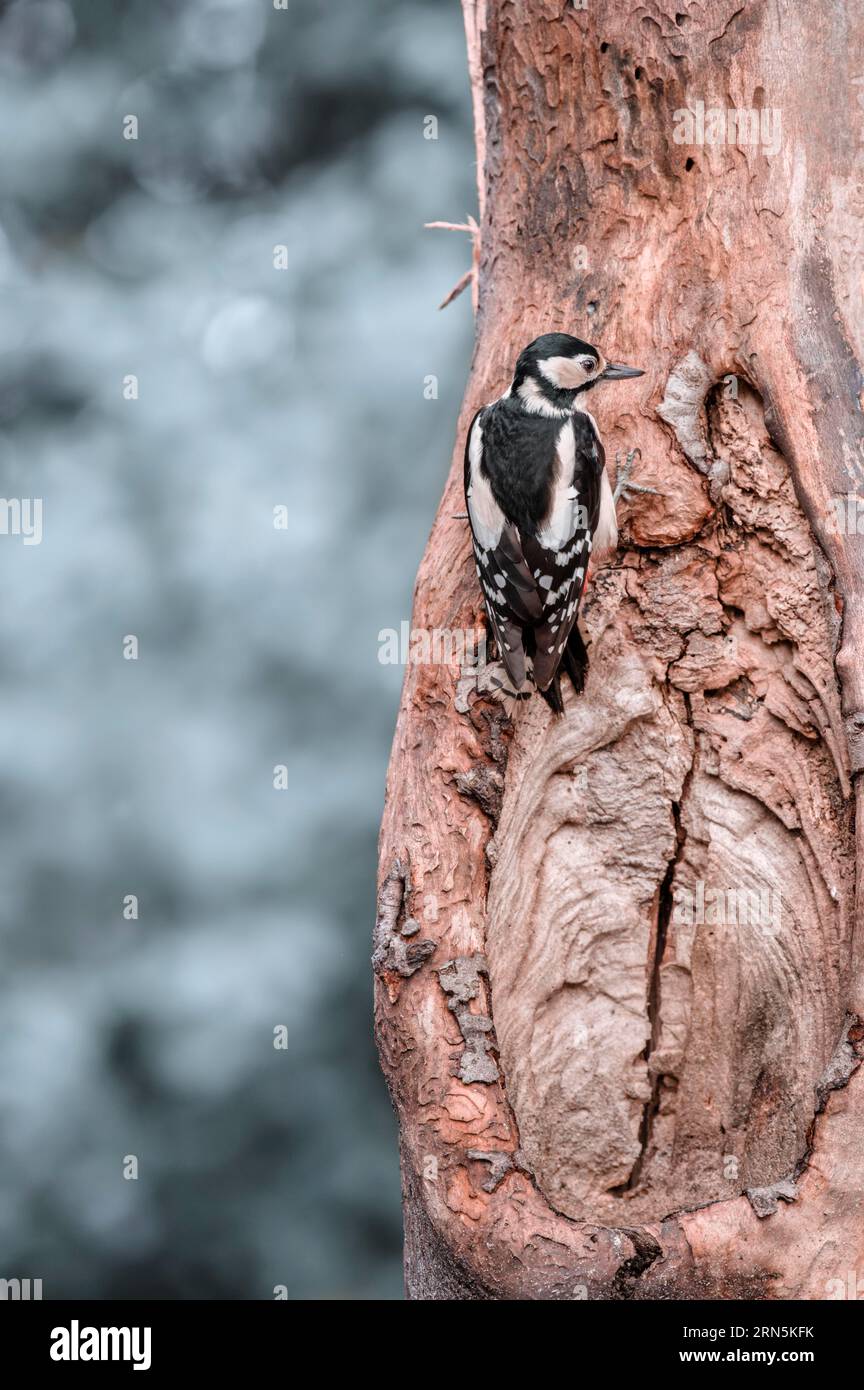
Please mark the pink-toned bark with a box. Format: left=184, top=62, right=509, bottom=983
left=376, top=0, right=864, bottom=1299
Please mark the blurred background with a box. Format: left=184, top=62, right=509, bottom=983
left=0, top=0, right=474, bottom=1299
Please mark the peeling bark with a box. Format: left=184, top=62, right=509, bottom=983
left=376, top=0, right=864, bottom=1300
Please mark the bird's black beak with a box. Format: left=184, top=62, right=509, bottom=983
left=600, top=362, right=644, bottom=380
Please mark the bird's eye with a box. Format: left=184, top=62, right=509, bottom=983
left=581, top=357, right=597, bottom=373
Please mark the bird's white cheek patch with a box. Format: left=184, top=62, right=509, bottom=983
left=538, top=355, right=591, bottom=390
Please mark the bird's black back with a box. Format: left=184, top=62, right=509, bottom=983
left=478, top=397, right=565, bottom=529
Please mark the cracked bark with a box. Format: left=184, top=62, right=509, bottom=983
left=376, top=0, right=864, bottom=1299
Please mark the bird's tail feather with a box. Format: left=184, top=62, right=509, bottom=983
left=539, top=673, right=564, bottom=717
left=487, top=626, right=588, bottom=718
left=562, top=626, right=589, bottom=695
left=537, top=628, right=589, bottom=716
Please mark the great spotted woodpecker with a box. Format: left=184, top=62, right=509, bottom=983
left=464, top=332, right=653, bottom=714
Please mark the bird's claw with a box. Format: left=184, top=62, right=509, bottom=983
left=455, top=656, right=529, bottom=717
left=613, top=448, right=660, bottom=504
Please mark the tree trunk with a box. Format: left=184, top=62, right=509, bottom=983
left=375, top=0, right=864, bottom=1300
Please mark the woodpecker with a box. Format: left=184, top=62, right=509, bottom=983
left=464, top=332, right=653, bottom=714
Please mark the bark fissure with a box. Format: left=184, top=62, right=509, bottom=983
left=616, top=719, right=693, bottom=1196
left=609, top=1228, right=664, bottom=1300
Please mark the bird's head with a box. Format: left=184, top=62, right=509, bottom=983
left=511, top=332, right=643, bottom=414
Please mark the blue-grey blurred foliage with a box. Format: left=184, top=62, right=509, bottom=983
left=0, top=0, right=475, bottom=1299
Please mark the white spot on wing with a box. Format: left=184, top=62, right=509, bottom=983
left=537, top=419, right=581, bottom=550
left=593, top=466, right=618, bottom=556
left=466, top=417, right=505, bottom=550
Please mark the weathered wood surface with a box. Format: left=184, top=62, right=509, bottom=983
left=376, top=0, right=864, bottom=1299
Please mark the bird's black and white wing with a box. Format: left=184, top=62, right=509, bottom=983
left=518, top=414, right=601, bottom=692
left=464, top=408, right=544, bottom=689
left=464, top=407, right=603, bottom=695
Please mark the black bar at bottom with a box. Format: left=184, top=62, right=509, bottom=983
left=0, top=1295, right=858, bottom=1373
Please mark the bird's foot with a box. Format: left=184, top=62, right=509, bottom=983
left=613, top=448, right=661, bottom=504
left=484, top=662, right=531, bottom=707
left=456, top=657, right=530, bottom=717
